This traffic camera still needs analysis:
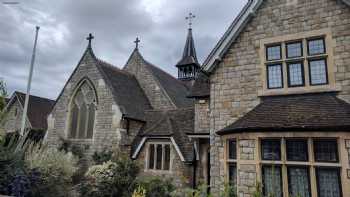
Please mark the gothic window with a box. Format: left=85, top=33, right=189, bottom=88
left=69, top=80, right=97, bottom=139
left=147, top=143, right=171, bottom=171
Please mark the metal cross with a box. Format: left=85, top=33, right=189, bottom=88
left=185, top=12, right=196, bottom=29
left=134, top=37, right=140, bottom=49
left=86, top=33, right=94, bottom=46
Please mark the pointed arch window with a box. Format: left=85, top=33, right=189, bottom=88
left=69, top=80, right=97, bottom=139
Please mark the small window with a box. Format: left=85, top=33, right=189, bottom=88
left=156, top=144, right=162, bottom=170
left=148, top=144, right=155, bottom=169
left=316, top=168, right=342, bottom=197
left=266, top=45, right=282, bottom=61
left=308, top=38, right=326, bottom=55
left=228, top=163, right=237, bottom=186
left=228, top=139, right=236, bottom=160
left=286, top=139, right=308, bottom=161
left=164, top=145, right=171, bottom=170
left=261, top=139, right=281, bottom=160
left=287, top=62, right=304, bottom=87
left=286, top=42, right=303, bottom=58
left=288, top=167, right=311, bottom=197
left=309, top=59, right=328, bottom=85
left=267, top=64, right=283, bottom=89
left=314, top=139, right=338, bottom=163
left=262, top=165, right=283, bottom=197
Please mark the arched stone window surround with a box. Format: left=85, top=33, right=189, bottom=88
left=67, top=77, right=98, bottom=139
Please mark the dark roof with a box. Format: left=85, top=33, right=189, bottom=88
left=188, top=71, right=210, bottom=98
left=15, top=92, right=55, bottom=130
left=177, top=28, right=199, bottom=66
left=133, top=108, right=195, bottom=162
left=96, top=59, right=152, bottom=121
left=218, top=93, right=350, bottom=135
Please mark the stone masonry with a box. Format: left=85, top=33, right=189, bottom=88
left=194, top=99, right=210, bottom=133
left=210, top=0, right=350, bottom=195
left=0, top=99, right=31, bottom=133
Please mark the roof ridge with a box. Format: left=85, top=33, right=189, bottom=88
left=144, top=107, right=194, bottom=113
left=14, top=91, right=55, bottom=102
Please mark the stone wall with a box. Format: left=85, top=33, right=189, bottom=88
left=136, top=139, right=192, bottom=188
left=209, top=0, right=350, bottom=194
left=0, top=99, right=31, bottom=133
left=124, top=51, right=176, bottom=110
left=194, top=99, right=210, bottom=133
left=45, top=49, right=125, bottom=157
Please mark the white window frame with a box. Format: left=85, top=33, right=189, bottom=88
left=145, top=142, right=172, bottom=173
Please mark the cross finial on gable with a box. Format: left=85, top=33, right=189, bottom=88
left=134, top=37, right=140, bottom=50
left=185, top=12, right=196, bottom=29
left=86, top=33, right=94, bottom=47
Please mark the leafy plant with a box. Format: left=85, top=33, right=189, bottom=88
left=136, top=177, right=175, bottom=197
left=132, top=186, right=146, bottom=197
left=92, top=149, right=113, bottom=165
left=252, top=182, right=263, bottom=197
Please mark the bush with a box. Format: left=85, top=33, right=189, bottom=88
left=92, top=149, right=113, bottom=165
left=25, top=144, right=78, bottom=197
left=80, top=154, right=139, bottom=197
left=136, top=177, right=175, bottom=197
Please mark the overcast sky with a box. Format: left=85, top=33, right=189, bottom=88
left=0, top=0, right=247, bottom=99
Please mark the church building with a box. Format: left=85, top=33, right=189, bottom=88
left=41, top=0, right=350, bottom=196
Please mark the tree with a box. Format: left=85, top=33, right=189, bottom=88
left=0, top=79, right=7, bottom=115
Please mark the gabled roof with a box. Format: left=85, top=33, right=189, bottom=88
left=203, top=0, right=350, bottom=72
left=96, top=59, right=152, bottom=121
left=131, top=108, right=195, bottom=162
left=176, top=28, right=199, bottom=67
left=187, top=71, right=210, bottom=98
left=125, top=49, right=194, bottom=108
left=6, top=91, right=55, bottom=130
left=217, top=93, right=350, bottom=135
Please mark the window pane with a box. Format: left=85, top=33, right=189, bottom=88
left=78, top=103, right=87, bottom=138
left=70, top=103, right=79, bottom=138
left=267, top=45, right=281, bottom=60
left=314, top=139, right=338, bottom=162
left=228, top=164, right=237, bottom=187
left=156, top=145, right=162, bottom=170
left=286, top=139, right=308, bottom=161
left=288, top=167, right=311, bottom=197
left=262, top=166, right=283, bottom=197
left=308, top=38, right=325, bottom=55
left=316, top=168, right=341, bottom=197
left=309, top=59, right=327, bottom=85
left=261, top=139, right=281, bottom=160
left=86, top=104, right=95, bottom=139
left=287, top=42, right=302, bottom=58
left=164, top=145, right=171, bottom=170
left=288, top=63, right=304, bottom=87
left=149, top=144, right=154, bottom=169
left=267, top=64, right=283, bottom=89
left=228, top=139, right=236, bottom=160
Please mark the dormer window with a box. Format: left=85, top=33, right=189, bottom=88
left=260, top=30, right=335, bottom=95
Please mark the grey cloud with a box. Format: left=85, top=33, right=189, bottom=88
left=0, top=0, right=247, bottom=99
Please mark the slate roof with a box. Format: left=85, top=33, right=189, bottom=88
left=188, top=71, right=210, bottom=98
left=96, top=59, right=153, bottom=121
left=176, top=28, right=199, bottom=67
left=15, top=92, right=55, bottom=130
left=217, top=93, right=350, bottom=135
left=132, top=108, right=195, bottom=162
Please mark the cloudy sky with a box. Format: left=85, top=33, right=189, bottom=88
left=0, top=0, right=247, bottom=99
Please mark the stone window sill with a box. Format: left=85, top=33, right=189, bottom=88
left=258, top=84, right=341, bottom=97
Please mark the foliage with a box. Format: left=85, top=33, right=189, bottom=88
left=58, top=137, right=84, bottom=158
left=220, top=183, right=237, bottom=197
left=132, top=186, right=146, bottom=197
left=79, top=153, right=139, bottom=197
left=136, top=177, right=175, bottom=197
left=92, top=149, right=113, bottom=165
left=172, top=183, right=236, bottom=197
left=0, top=79, right=7, bottom=112
left=252, top=182, right=263, bottom=197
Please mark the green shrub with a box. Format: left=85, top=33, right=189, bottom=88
left=132, top=186, right=146, bottom=197
left=136, top=177, right=175, bottom=197
left=25, top=144, right=78, bottom=197
left=92, top=149, right=113, bottom=165
left=80, top=154, right=139, bottom=197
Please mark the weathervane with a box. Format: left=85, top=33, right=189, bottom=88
left=185, top=12, right=196, bottom=29
left=134, top=37, right=140, bottom=50
left=86, top=33, right=94, bottom=47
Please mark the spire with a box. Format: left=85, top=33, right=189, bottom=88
left=176, top=13, right=200, bottom=81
